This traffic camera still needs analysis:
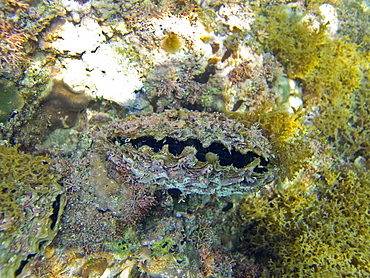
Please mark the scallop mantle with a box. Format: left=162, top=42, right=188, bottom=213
left=104, top=110, right=276, bottom=196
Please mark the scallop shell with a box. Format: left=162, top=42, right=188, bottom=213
left=102, top=109, right=276, bottom=196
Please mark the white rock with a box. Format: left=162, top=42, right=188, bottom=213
left=39, top=17, right=105, bottom=55
left=319, top=4, right=338, bottom=36
left=150, top=16, right=213, bottom=57
left=303, top=4, right=338, bottom=37
left=57, top=42, right=143, bottom=105
left=99, top=268, right=111, bottom=278
left=218, top=3, right=253, bottom=31
left=288, top=95, right=303, bottom=111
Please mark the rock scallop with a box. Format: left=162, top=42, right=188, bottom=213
left=102, top=109, right=276, bottom=196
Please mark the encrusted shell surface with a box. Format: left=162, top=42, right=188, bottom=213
left=102, top=109, right=276, bottom=196
left=0, top=146, right=65, bottom=277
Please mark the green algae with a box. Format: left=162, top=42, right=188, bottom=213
left=228, top=105, right=312, bottom=180
left=241, top=163, right=370, bottom=277
left=337, top=0, right=370, bottom=51
left=253, top=5, right=328, bottom=79
left=344, top=68, right=370, bottom=160
left=151, top=238, right=177, bottom=257
left=0, top=80, right=23, bottom=122
left=236, top=3, right=370, bottom=276
left=252, top=4, right=364, bottom=143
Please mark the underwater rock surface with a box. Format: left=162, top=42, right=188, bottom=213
left=0, top=145, right=65, bottom=277
left=101, top=109, right=275, bottom=196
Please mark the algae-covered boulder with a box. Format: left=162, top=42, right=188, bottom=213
left=0, top=145, right=65, bottom=277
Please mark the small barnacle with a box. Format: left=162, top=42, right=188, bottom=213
left=161, top=31, right=182, bottom=54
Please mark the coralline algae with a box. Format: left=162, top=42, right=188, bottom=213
left=100, top=109, right=276, bottom=196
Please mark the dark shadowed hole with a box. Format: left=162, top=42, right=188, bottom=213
left=222, top=201, right=233, bottom=212
left=15, top=254, right=36, bottom=276
left=112, top=136, right=269, bottom=171
left=168, top=188, right=182, bottom=199
left=193, top=65, right=216, bottom=83
left=50, top=194, right=62, bottom=230
left=38, top=240, right=48, bottom=250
